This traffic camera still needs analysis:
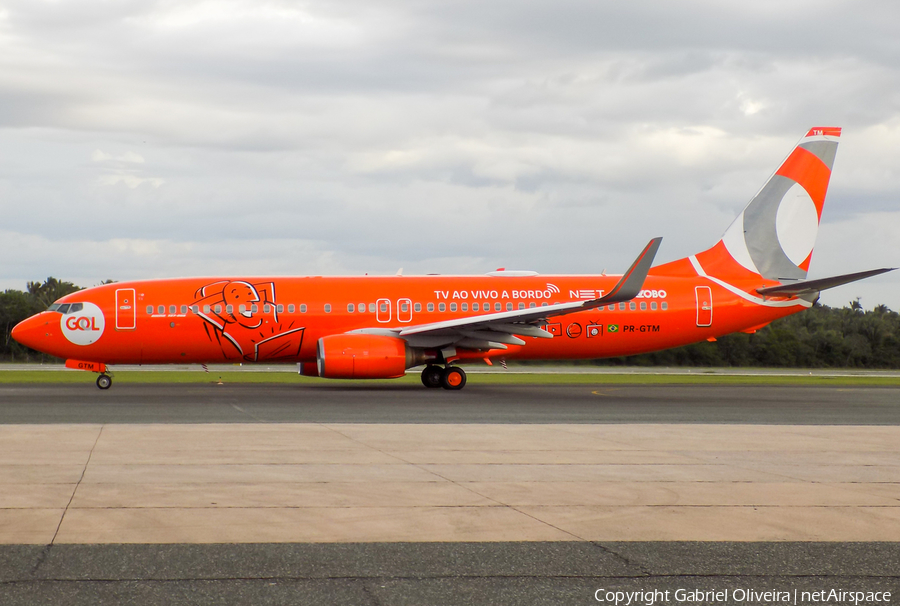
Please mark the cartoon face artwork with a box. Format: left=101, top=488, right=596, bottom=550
left=192, top=280, right=304, bottom=362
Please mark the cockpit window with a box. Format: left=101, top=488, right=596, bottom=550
left=69, top=303, right=83, bottom=313
left=56, top=304, right=70, bottom=314
left=48, top=304, right=61, bottom=312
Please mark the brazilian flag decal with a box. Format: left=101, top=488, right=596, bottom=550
left=607, top=324, right=619, bottom=333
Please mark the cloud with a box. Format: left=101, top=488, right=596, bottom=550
left=0, top=0, right=897, bottom=309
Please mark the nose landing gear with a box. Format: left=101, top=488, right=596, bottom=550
left=96, top=374, right=112, bottom=390
left=420, top=365, right=467, bottom=390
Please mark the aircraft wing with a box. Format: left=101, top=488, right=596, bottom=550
left=352, top=238, right=662, bottom=350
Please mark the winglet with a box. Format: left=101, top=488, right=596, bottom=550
left=583, top=237, right=662, bottom=309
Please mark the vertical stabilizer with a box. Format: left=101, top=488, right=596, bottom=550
left=695, top=127, right=841, bottom=282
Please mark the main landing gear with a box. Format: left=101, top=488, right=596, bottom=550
left=96, top=374, right=112, bottom=390
left=421, top=365, right=467, bottom=390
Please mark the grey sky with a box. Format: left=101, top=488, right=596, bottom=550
left=1, top=0, right=898, bottom=308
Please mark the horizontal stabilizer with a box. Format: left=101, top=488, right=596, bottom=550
left=755, top=268, right=896, bottom=297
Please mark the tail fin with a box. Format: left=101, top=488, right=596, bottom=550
left=696, top=127, right=841, bottom=282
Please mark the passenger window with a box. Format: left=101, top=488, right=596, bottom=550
left=239, top=305, right=246, bottom=313
left=518, top=303, right=525, bottom=310
left=439, top=303, right=446, bottom=312
left=661, top=302, right=668, bottom=310
left=414, top=303, right=421, bottom=312
left=191, top=305, right=199, bottom=313
left=401, top=303, right=408, bottom=312
left=69, top=303, right=83, bottom=313
left=146, top=305, right=153, bottom=314
left=427, top=303, right=434, bottom=312
left=618, top=303, right=626, bottom=311
left=277, top=304, right=283, bottom=313
left=264, top=304, right=271, bottom=313
left=651, top=302, right=657, bottom=311
left=169, top=305, right=176, bottom=315
left=629, top=302, right=636, bottom=311
left=541, top=302, right=548, bottom=307
left=158, top=305, right=165, bottom=315
left=204, top=305, right=211, bottom=313
left=506, top=303, right=513, bottom=311
left=226, top=305, right=233, bottom=314
left=214, top=305, right=222, bottom=314
left=450, top=303, right=457, bottom=312
left=368, top=303, right=375, bottom=313
left=324, top=304, right=332, bottom=313
left=288, top=304, right=295, bottom=313
left=461, top=303, right=468, bottom=311
left=529, top=302, right=536, bottom=308
left=348, top=303, right=355, bottom=313
left=300, top=304, right=307, bottom=313
left=380, top=303, right=387, bottom=312
left=180, top=305, right=187, bottom=314
left=640, top=302, right=646, bottom=310
left=251, top=304, right=258, bottom=313
left=359, top=302, right=365, bottom=312
left=495, top=303, right=501, bottom=311
left=473, top=303, right=479, bottom=311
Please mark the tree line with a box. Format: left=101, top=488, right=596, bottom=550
left=2, top=278, right=899, bottom=367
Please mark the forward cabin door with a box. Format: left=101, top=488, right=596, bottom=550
left=116, top=288, right=137, bottom=330
left=695, top=286, right=713, bottom=327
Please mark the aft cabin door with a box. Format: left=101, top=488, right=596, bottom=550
left=695, top=286, right=712, bottom=327
left=116, top=288, right=136, bottom=330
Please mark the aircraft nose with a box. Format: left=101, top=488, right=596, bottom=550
left=11, top=313, right=48, bottom=350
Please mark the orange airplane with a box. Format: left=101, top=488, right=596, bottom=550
left=12, top=127, right=894, bottom=390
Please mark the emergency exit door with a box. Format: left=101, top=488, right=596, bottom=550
left=695, top=286, right=712, bottom=327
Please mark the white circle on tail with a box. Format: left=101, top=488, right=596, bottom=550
left=60, top=302, right=105, bottom=346
left=775, top=182, right=819, bottom=266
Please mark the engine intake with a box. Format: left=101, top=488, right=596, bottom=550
left=316, top=334, right=423, bottom=379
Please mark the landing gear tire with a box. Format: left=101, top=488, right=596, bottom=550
left=96, top=374, right=112, bottom=390
left=421, top=365, right=444, bottom=388
left=441, top=366, right=467, bottom=390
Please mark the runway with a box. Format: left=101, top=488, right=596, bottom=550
left=1, top=382, right=899, bottom=424
left=1, top=383, right=898, bottom=604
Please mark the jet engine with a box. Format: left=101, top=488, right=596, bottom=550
left=316, top=334, right=425, bottom=379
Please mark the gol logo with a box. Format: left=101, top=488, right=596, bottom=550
left=60, top=302, right=105, bottom=346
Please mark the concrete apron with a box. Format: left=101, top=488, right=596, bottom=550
left=1, top=423, right=899, bottom=544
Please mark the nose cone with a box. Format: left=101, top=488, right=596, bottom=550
left=11, top=313, right=49, bottom=351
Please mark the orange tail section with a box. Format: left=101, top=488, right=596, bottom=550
left=692, top=127, right=841, bottom=283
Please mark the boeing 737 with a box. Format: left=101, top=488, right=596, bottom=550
left=12, top=127, right=894, bottom=389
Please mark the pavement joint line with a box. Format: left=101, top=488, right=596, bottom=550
left=230, top=403, right=266, bottom=422
left=26, top=425, right=103, bottom=577
left=317, top=423, right=595, bottom=543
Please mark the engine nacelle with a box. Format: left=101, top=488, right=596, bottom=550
left=316, top=334, right=423, bottom=379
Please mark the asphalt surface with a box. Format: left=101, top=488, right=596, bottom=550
left=1, top=543, right=898, bottom=605
left=3, top=383, right=899, bottom=604
left=0, top=382, right=898, bottom=424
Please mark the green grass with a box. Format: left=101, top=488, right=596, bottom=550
left=0, top=369, right=899, bottom=386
